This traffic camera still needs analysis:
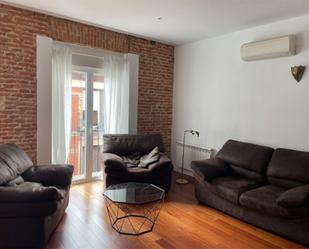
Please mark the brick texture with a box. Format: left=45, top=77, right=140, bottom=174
left=0, top=4, right=174, bottom=162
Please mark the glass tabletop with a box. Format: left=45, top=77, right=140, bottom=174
left=103, top=182, right=164, bottom=204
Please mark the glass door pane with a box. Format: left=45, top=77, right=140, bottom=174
left=92, top=73, right=104, bottom=177
left=69, top=68, right=104, bottom=182
left=69, top=71, right=87, bottom=180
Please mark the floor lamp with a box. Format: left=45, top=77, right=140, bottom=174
left=176, top=130, right=200, bottom=185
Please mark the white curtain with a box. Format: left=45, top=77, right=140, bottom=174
left=51, top=46, right=72, bottom=164
left=103, top=54, right=129, bottom=134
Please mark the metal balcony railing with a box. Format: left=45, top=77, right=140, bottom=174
left=69, top=128, right=104, bottom=176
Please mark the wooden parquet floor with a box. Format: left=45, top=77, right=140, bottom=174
left=45, top=174, right=306, bottom=249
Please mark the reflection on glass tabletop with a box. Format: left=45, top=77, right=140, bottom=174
left=103, top=182, right=164, bottom=204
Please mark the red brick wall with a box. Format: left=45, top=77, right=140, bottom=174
left=0, top=4, right=174, bottom=161
left=129, top=37, right=174, bottom=152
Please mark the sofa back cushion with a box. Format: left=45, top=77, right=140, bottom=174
left=103, top=134, right=165, bottom=156
left=0, top=144, right=33, bottom=185
left=267, top=148, right=309, bottom=188
left=217, top=140, right=274, bottom=181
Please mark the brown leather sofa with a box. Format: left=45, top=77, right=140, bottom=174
left=191, top=139, right=309, bottom=247
left=101, top=134, right=173, bottom=192
left=0, top=144, right=74, bottom=248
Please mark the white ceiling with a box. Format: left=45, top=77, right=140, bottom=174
left=3, top=0, right=309, bottom=45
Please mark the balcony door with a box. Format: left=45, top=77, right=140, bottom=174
left=68, top=67, right=104, bottom=182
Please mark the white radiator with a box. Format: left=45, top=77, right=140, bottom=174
left=175, top=141, right=214, bottom=174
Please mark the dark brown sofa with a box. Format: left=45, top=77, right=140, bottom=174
left=101, top=134, right=173, bottom=192
left=0, top=144, right=74, bottom=248
left=191, top=139, right=309, bottom=247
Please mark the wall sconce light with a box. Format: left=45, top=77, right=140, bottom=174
left=291, top=65, right=306, bottom=82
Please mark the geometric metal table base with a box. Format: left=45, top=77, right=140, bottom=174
left=104, top=196, right=164, bottom=235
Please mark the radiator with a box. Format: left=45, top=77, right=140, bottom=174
left=175, top=141, right=214, bottom=174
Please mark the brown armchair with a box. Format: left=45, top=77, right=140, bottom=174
left=101, top=134, right=173, bottom=192
left=0, top=144, right=74, bottom=248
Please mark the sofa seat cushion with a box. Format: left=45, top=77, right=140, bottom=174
left=209, top=176, right=261, bottom=204
left=240, top=185, right=309, bottom=219
left=128, top=156, right=172, bottom=175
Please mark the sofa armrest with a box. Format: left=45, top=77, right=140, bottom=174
left=0, top=183, right=63, bottom=203
left=191, top=158, right=229, bottom=182
left=22, top=164, right=74, bottom=187
left=148, top=154, right=173, bottom=172
left=101, top=153, right=127, bottom=172
left=276, top=185, right=309, bottom=208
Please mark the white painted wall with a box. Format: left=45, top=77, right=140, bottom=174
left=172, top=15, right=309, bottom=166
left=37, top=35, right=53, bottom=164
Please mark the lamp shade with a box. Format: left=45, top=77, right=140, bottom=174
left=187, top=130, right=199, bottom=137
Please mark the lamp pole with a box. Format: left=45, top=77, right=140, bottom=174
left=176, top=130, right=199, bottom=185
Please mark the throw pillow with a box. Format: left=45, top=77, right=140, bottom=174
left=138, top=146, right=160, bottom=168
left=5, top=176, right=24, bottom=186
left=122, top=152, right=140, bottom=167
left=276, top=185, right=309, bottom=208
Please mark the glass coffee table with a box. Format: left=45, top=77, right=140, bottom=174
left=103, top=182, right=165, bottom=235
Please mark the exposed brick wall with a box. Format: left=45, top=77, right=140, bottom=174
left=129, top=37, right=174, bottom=153
left=0, top=6, right=50, bottom=161
left=0, top=4, right=174, bottom=162
left=49, top=17, right=129, bottom=53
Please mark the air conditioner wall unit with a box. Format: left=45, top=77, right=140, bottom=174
left=240, top=35, right=296, bottom=61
